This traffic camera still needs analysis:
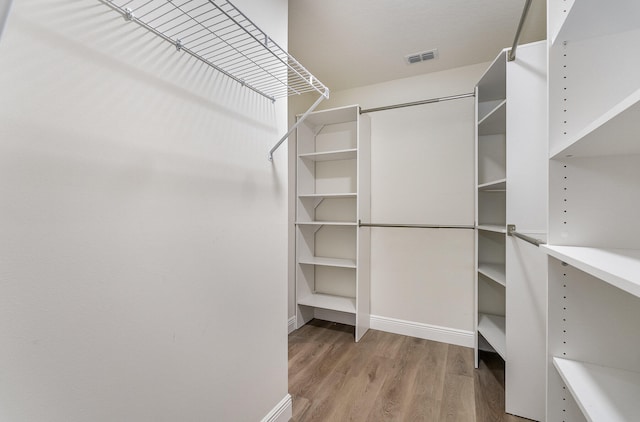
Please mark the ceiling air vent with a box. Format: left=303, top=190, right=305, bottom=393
left=405, top=49, right=438, bottom=65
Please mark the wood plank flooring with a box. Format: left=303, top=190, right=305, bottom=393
left=289, top=320, right=529, bottom=422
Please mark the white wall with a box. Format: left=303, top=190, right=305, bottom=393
left=289, top=63, right=488, bottom=343
left=0, top=1, right=290, bottom=421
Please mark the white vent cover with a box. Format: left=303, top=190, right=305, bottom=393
left=405, top=49, right=439, bottom=65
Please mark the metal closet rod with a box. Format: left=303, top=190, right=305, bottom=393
left=359, top=221, right=475, bottom=230
left=360, top=92, right=475, bottom=114
left=508, top=0, right=532, bottom=62
left=507, top=224, right=546, bottom=247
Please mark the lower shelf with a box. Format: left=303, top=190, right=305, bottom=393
left=298, top=293, right=356, bottom=314
left=553, top=357, right=640, bottom=422
left=477, top=313, right=506, bottom=360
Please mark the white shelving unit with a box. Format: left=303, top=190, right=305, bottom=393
left=475, top=42, right=548, bottom=421
left=475, top=50, right=507, bottom=368
left=295, top=105, right=371, bottom=342
left=545, top=2, right=640, bottom=421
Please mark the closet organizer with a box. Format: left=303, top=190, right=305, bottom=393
left=96, top=0, right=329, bottom=160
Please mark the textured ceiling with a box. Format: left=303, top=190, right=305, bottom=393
left=289, top=0, right=546, bottom=91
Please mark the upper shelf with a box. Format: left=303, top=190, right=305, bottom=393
left=541, top=245, right=640, bottom=299
left=478, top=179, right=506, bottom=191
left=478, top=100, right=506, bottom=136
left=550, top=88, right=640, bottom=158
left=298, top=149, right=357, bottom=162
left=552, top=0, right=640, bottom=46
left=97, top=0, right=327, bottom=102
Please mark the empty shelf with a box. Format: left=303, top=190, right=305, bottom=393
left=550, top=88, right=640, bottom=158
left=298, top=149, right=357, bottom=162
left=477, top=313, right=506, bottom=360
left=478, top=100, right=506, bottom=136
left=553, top=357, right=640, bottom=422
left=97, top=0, right=327, bottom=101
left=298, top=193, right=357, bottom=199
left=552, top=0, right=640, bottom=46
left=541, top=245, right=640, bottom=299
left=478, top=263, right=506, bottom=287
left=298, top=293, right=356, bottom=314
left=298, top=257, right=357, bottom=269
left=478, top=179, right=506, bottom=191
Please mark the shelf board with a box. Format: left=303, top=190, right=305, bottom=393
left=300, top=105, right=359, bottom=127
left=477, top=225, right=507, bottom=234
left=478, top=263, right=506, bottom=287
left=477, top=313, right=506, bottom=360
left=552, top=0, right=640, bottom=46
left=550, top=88, right=640, bottom=159
left=553, top=357, right=640, bottom=422
left=298, top=193, right=357, bottom=199
left=478, top=179, right=506, bottom=191
left=295, top=221, right=358, bottom=226
left=298, top=257, right=357, bottom=269
left=298, top=149, right=357, bottom=162
left=478, top=100, right=506, bottom=136
left=298, top=293, right=356, bottom=314
left=541, top=245, right=640, bottom=299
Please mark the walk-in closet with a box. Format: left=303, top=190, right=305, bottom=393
left=1, top=0, right=638, bottom=421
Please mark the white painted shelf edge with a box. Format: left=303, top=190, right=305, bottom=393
left=295, top=221, right=358, bottom=226
left=477, top=313, right=506, bottom=360
left=298, top=257, right=357, bottom=269
left=478, top=263, right=506, bottom=287
left=298, top=193, right=357, bottom=199
left=478, top=179, right=507, bottom=191
left=540, top=245, right=640, bottom=299
left=550, top=87, right=640, bottom=159
left=551, top=0, right=640, bottom=46
left=477, top=225, right=507, bottom=234
left=297, top=293, right=356, bottom=314
left=298, top=149, right=357, bottom=162
left=553, top=357, right=640, bottom=422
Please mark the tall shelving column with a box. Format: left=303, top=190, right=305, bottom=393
left=295, top=105, right=371, bottom=342
left=475, top=50, right=508, bottom=365
left=544, top=1, right=640, bottom=421
left=475, top=42, right=548, bottom=421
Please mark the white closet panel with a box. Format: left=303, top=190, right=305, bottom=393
left=370, top=228, right=474, bottom=331
left=369, top=99, right=475, bottom=225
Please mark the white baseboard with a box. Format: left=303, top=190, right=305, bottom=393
left=287, top=316, right=296, bottom=334
left=260, top=394, right=292, bottom=422
left=370, top=315, right=474, bottom=348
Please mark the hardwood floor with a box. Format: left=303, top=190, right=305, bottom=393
left=289, top=320, right=529, bottom=422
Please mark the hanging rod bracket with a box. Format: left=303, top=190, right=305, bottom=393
left=268, top=88, right=330, bottom=161
left=175, top=39, right=183, bottom=52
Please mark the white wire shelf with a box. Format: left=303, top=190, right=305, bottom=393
left=97, top=0, right=328, bottom=102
